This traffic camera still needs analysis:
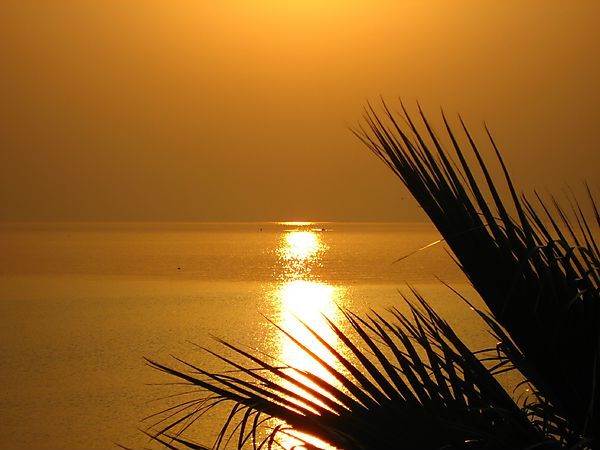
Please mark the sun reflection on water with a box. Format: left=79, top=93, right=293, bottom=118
left=277, top=230, right=326, bottom=281
left=281, top=231, right=321, bottom=261
left=268, top=228, right=347, bottom=448
left=276, top=279, right=342, bottom=380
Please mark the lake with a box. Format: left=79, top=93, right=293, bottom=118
left=0, top=222, right=490, bottom=449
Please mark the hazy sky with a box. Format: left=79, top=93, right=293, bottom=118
left=1, top=0, right=598, bottom=222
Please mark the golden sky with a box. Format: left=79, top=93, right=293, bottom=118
left=1, top=0, right=598, bottom=222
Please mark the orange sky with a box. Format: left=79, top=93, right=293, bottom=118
left=1, top=0, right=598, bottom=222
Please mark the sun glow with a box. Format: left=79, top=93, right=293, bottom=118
left=267, top=229, right=348, bottom=448
left=282, top=231, right=320, bottom=260
left=272, top=281, right=344, bottom=449
left=276, top=279, right=342, bottom=370
left=275, top=229, right=339, bottom=369
left=277, top=230, right=326, bottom=281
left=278, top=221, right=314, bottom=227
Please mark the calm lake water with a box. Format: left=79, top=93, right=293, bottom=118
left=0, top=222, right=490, bottom=450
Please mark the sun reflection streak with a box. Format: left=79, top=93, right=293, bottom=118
left=266, top=228, right=347, bottom=448
left=277, top=280, right=342, bottom=382
left=277, top=231, right=326, bottom=281
left=282, top=231, right=320, bottom=261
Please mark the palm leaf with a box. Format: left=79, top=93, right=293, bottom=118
left=147, top=289, right=553, bottom=449
left=353, top=101, right=599, bottom=446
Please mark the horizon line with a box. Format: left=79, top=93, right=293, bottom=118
left=0, top=219, right=432, bottom=225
